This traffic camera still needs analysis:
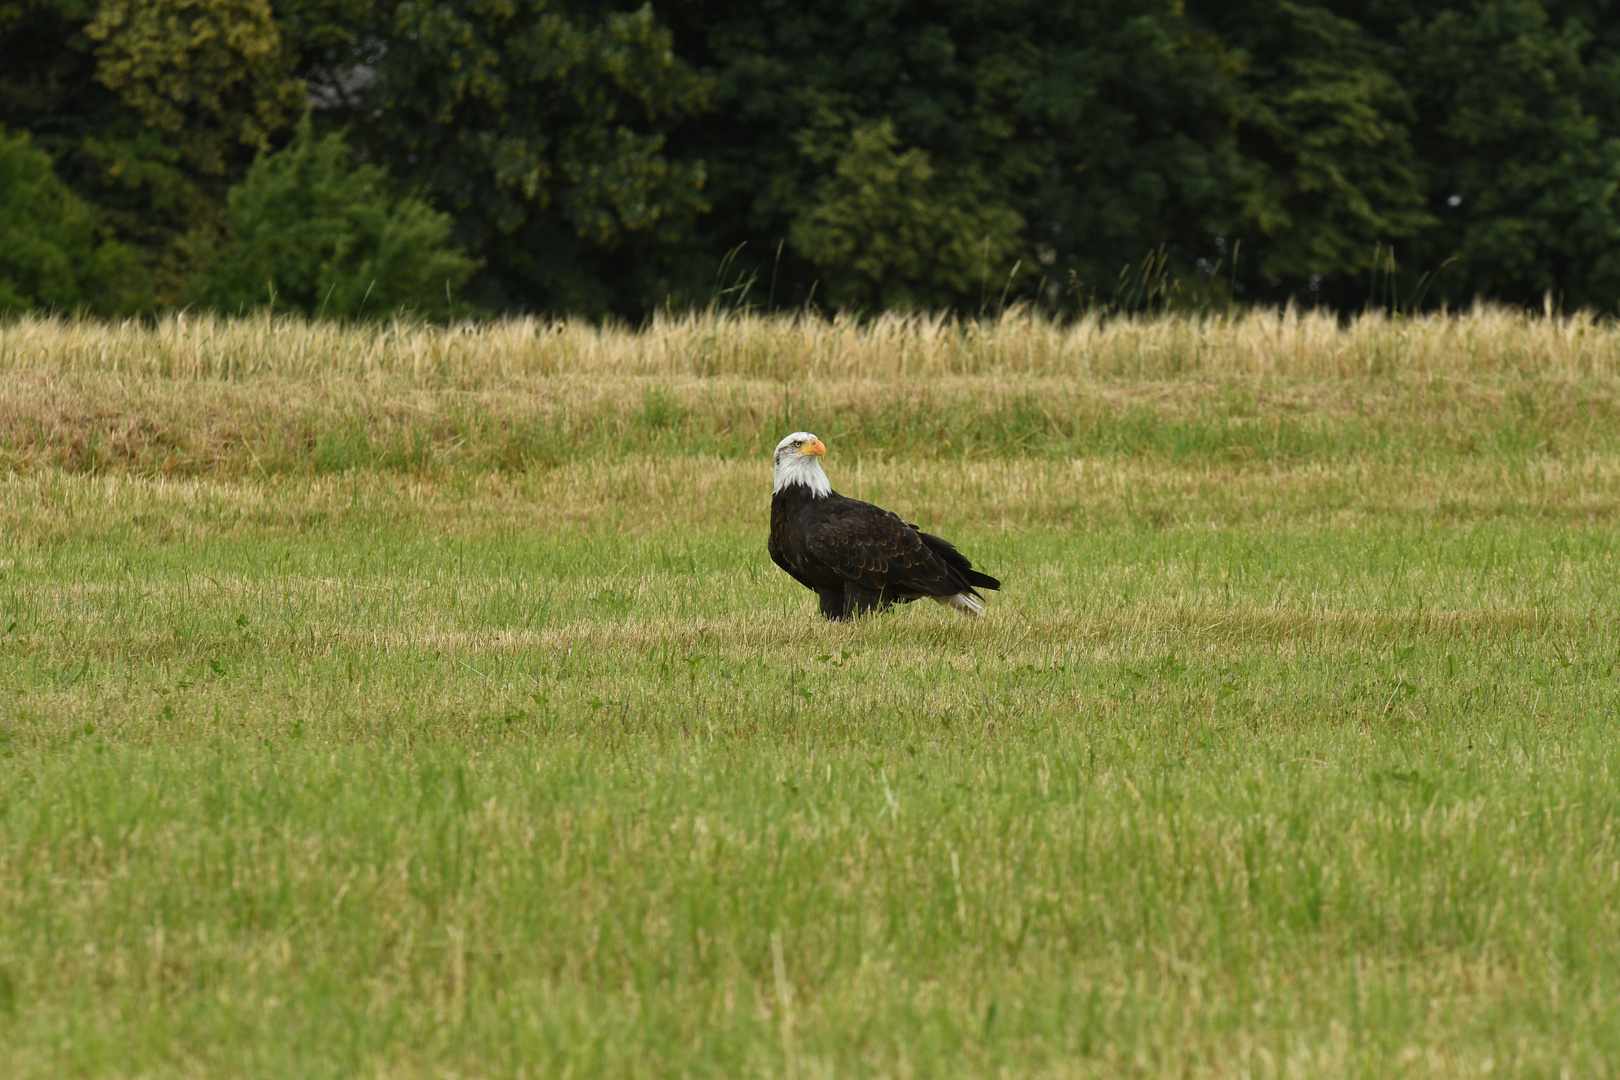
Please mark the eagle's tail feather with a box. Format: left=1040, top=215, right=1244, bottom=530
left=918, top=532, right=1002, bottom=593
left=964, top=568, right=1001, bottom=591
left=933, top=591, right=986, bottom=617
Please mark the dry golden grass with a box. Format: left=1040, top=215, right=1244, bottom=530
left=6, top=309, right=1620, bottom=483
left=6, top=305, right=1620, bottom=381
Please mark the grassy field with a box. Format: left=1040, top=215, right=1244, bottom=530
left=4, top=309, right=1620, bottom=1078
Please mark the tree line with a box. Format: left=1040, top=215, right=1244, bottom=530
left=3, top=0, right=1619, bottom=319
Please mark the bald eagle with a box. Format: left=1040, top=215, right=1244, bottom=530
left=768, top=432, right=1001, bottom=620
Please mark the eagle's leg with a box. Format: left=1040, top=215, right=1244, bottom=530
left=816, top=586, right=847, bottom=620
left=844, top=582, right=888, bottom=618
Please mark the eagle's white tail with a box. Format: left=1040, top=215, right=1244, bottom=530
left=934, top=591, right=986, bottom=617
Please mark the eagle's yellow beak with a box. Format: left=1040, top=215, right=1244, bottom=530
left=797, top=438, right=826, bottom=457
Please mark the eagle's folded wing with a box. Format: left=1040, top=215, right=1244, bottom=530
left=802, top=504, right=960, bottom=597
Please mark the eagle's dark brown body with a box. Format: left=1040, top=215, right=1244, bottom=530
left=768, top=482, right=1001, bottom=620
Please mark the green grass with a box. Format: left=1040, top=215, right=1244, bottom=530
left=5, top=319, right=1620, bottom=1077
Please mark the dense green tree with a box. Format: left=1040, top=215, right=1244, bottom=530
left=85, top=0, right=303, bottom=174
left=1190, top=1, right=1435, bottom=308
left=1395, top=0, right=1620, bottom=310
left=0, top=0, right=302, bottom=304
left=186, top=116, right=476, bottom=317
left=786, top=121, right=1024, bottom=310
left=664, top=0, right=1252, bottom=312
left=0, top=127, right=147, bottom=313
left=8, top=0, right=1620, bottom=316
left=321, top=1, right=714, bottom=315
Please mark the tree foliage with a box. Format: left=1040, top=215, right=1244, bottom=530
left=668, top=0, right=1249, bottom=310
left=354, top=0, right=712, bottom=314
left=1, top=0, right=304, bottom=304
left=1396, top=0, right=1620, bottom=309
left=186, top=116, right=476, bottom=317
left=85, top=0, right=303, bottom=174
left=4, top=0, right=1620, bottom=316
left=788, top=121, right=1025, bottom=311
left=0, top=127, right=147, bottom=313
left=1205, top=1, right=1435, bottom=303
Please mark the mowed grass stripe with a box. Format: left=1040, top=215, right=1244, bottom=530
left=6, top=450, right=1620, bottom=550
left=4, top=368, right=1620, bottom=476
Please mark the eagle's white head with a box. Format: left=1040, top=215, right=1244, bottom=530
left=773, top=431, right=831, bottom=497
